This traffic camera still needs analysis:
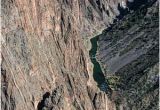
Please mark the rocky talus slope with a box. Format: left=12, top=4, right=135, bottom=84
left=97, top=0, right=159, bottom=109
left=1, top=0, right=128, bottom=110
left=1, top=0, right=159, bottom=110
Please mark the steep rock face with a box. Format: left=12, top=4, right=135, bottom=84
left=97, top=0, right=159, bottom=109
left=1, top=0, right=130, bottom=110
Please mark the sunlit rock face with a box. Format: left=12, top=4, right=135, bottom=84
left=1, top=0, right=158, bottom=110
left=1, top=0, right=126, bottom=110
left=121, top=1, right=127, bottom=9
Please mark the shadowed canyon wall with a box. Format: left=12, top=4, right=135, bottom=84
left=97, top=0, right=159, bottom=109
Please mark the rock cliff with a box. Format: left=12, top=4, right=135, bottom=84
left=1, top=0, right=159, bottom=110
left=1, top=0, right=126, bottom=110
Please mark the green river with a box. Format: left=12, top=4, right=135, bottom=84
left=89, top=36, right=106, bottom=86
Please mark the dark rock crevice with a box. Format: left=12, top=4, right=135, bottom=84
left=37, top=92, right=50, bottom=110
left=37, top=86, right=64, bottom=110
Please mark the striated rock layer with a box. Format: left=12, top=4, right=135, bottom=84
left=1, top=0, right=128, bottom=110
left=1, top=0, right=158, bottom=110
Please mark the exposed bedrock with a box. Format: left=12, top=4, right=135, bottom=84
left=1, top=0, right=158, bottom=110
left=1, top=0, right=128, bottom=110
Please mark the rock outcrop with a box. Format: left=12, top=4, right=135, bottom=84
left=1, top=0, right=158, bottom=110
left=1, top=0, right=128, bottom=110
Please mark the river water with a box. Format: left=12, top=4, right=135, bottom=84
left=89, top=35, right=111, bottom=92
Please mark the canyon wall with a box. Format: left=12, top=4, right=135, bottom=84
left=1, top=0, right=158, bottom=110
left=1, top=0, right=126, bottom=110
